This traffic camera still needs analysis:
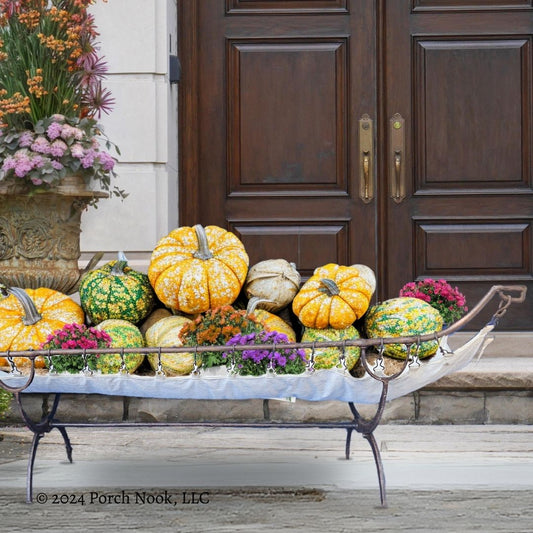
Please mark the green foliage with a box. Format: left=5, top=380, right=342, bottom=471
left=0, top=388, right=12, bottom=418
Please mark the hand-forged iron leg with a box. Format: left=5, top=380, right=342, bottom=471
left=364, top=431, right=387, bottom=508
left=26, top=432, right=44, bottom=504
left=15, top=392, right=71, bottom=503
left=57, top=426, right=73, bottom=463
left=347, top=379, right=390, bottom=506
left=345, top=428, right=353, bottom=460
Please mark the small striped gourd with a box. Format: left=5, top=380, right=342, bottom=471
left=364, top=297, right=443, bottom=359
left=95, top=319, right=145, bottom=374
left=301, top=326, right=361, bottom=370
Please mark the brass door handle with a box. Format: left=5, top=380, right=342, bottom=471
left=363, top=151, right=370, bottom=200
left=359, top=114, right=374, bottom=203
left=389, top=113, right=405, bottom=203
left=394, top=150, right=402, bottom=200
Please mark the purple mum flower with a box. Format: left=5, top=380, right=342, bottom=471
left=31, top=136, right=51, bottom=154
left=47, top=122, right=63, bottom=140
left=18, top=131, right=34, bottom=147
left=50, top=139, right=68, bottom=157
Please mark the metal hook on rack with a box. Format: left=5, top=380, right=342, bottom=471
left=7, top=350, right=22, bottom=376
left=336, top=340, right=348, bottom=372
left=306, top=342, right=316, bottom=373
left=409, top=337, right=422, bottom=368
left=266, top=342, right=277, bottom=375
left=489, top=293, right=513, bottom=326
left=191, top=345, right=201, bottom=375
left=373, top=339, right=386, bottom=372
left=46, top=348, right=56, bottom=374
left=119, top=347, right=128, bottom=375
left=227, top=346, right=237, bottom=375
left=155, top=347, right=164, bottom=377
left=435, top=331, right=454, bottom=357
left=81, top=349, right=93, bottom=376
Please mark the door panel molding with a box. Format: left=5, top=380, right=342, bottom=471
left=412, top=0, right=533, bottom=12
left=227, top=38, right=348, bottom=197
left=230, top=221, right=350, bottom=277
left=415, top=220, right=532, bottom=278
left=226, top=0, right=349, bottom=15
left=413, top=36, right=532, bottom=193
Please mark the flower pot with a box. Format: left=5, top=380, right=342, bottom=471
left=0, top=176, right=107, bottom=294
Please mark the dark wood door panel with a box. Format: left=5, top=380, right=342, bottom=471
left=231, top=222, right=350, bottom=277
left=415, top=221, right=531, bottom=275
left=384, top=2, right=533, bottom=329
left=414, top=37, right=531, bottom=191
left=228, top=39, right=348, bottom=194
left=181, top=0, right=378, bottom=279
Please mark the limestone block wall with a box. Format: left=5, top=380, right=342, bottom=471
left=80, top=0, right=178, bottom=272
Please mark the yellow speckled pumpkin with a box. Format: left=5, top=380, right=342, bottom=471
left=301, top=325, right=361, bottom=370
left=95, top=319, right=145, bottom=374
left=292, top=263, right=374, bottom=329
left=148, top=224, right=249, bottom=315
left=246, top=297, right=296, bottom=342
left=144, top=315, right=195, bottom=376
left=0, top=286, right=85, bottom=368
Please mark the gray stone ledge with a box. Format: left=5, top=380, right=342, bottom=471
left=423, top=357, right=533, bottom=391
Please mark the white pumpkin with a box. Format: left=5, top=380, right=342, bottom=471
left=351, top=264, right=377, bottom=293
left=244, top=259, right=301, bottom=312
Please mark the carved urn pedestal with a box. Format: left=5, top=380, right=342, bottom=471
left=0, top=177, right=107, bottom=294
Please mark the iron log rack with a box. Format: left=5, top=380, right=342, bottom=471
left=0, top=285, right=527, bottom=506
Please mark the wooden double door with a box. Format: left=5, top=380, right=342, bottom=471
left=179, top=0, right=532, bottom=329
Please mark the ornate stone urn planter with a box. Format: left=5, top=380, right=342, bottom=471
left=0, top=177, right=107, bottom=294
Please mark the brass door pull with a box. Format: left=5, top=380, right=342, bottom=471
left=389, top=113, right=405, bottom=203
left=359, top=114, right=374, bottom=203
left=394, top=150, right=402, bottom=200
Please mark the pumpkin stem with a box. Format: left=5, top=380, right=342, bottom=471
left=6, top=287, right=42, bottom=326
left=319, top=278, right=340, bottom=297
left=192, top=224, right=214, bottom=261
left=246, top=296, right=275, bottom=315
left=111, top=251, right=129, bottom=275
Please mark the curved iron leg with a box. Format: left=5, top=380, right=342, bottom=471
left=364, top=431, right=387, bottom=508
left=26, top=432, right=44, bottom=504
left=57, top=426, right=73, bottom=463
left=345, top=428, right=353, bottom=460
left=347, top=380, right=390, bottom=506
left=16, top=393, right=73, bottom=503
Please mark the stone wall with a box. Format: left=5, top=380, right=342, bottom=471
left=80, top=0, right=178, bottom=272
